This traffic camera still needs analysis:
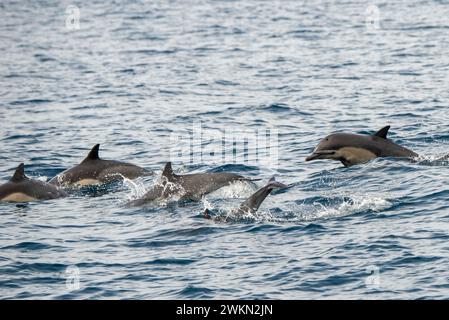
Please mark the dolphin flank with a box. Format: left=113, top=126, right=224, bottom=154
left=49, top=144, right=153, bottom=187
left=0, top=163, right=66, bottom=202
left=128, top=162, right=255, bottom=205
left=306, top=126, right=419, bottom=167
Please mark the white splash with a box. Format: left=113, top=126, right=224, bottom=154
left=201, top=184, right=393, bottom=223
left=300, top=195, right=392, bottom=222
left=122, top=177, right=148, bottom=201
left=201, top=197, right=214, bottom=211
left=207, top=180, right=257, bottom=199
left=37, top=176, right=48, bottom=182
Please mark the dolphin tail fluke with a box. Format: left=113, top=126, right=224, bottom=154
left=10, top=163, right=28, bottom=182
left=265, top=177, right=288, bottom=190
left=237, top=177, right=287, bottom=214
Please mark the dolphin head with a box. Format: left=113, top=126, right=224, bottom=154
left=306, top=134, right=346, bottom=162
left=306, top=132, right=381, bottom=167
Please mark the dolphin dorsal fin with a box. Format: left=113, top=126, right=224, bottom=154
left=162, top=162, right=176, bottom=181
left=373, top=126, right=390, bottom=139
left=11, top=163, right=28, bottom=182
left=82, top=144, right=100, bottom=162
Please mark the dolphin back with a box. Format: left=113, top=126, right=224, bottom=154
left=49, top=144, right=152, bottom=187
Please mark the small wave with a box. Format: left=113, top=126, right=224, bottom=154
left=144, top=258, right=197, bottom=266
left=34, top=53, right=55, bottom=63
left=177, top=285, right=213, bottom=299
left=2, top=241, right=53, bottom=251
left=214, top=80, right=240, bottom=86
left=10, top=99, right=52, bottom=105
left=261, top=103, right=291, bottom=112
left=209, top=164, right=259, bottom=174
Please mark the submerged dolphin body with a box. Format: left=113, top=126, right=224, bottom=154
left=128, top=162, right=255, bottom=205
left=49, top=144, right=152, bottom=187
left=0, top=163, right=66, bottom=202
left=306, top=126, right=419, bottom=167
left=204, top=177, right=287, bottom=221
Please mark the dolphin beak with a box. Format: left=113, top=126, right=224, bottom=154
left=306, top=150, right=335, bottom=161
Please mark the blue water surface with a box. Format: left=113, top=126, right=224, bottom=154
left=1, top=0, right=449, bottom=299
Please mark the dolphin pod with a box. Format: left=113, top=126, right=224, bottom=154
left=0, top=146, right=269, bottom=211
left=1, top=126, right=447, bottom=221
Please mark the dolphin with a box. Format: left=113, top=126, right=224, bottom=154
left=128, top=162, right=256, bottom=205
left=204, top=177, right=287, bottom=221
left=49, top=144, right=152, bottom=187
left=305, top=126, right=419, bottom=167
left=0, top=163, right=67, bottom=202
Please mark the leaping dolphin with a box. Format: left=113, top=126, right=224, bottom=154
left=306, top=126, right=419, bottom=167
left=49, top=144, right=153, bottom=187
left=204, top=177, right=287, bottom=221
left=128, top=162, right=256, bottom=205
left=0, top=163, right=67, bottom=202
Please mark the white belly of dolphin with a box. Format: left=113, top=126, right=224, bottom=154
left=336, top=147, right=377, bottom=164
left=1, top=192, right=37, bottom=202
left=76, top=179, right=101, bottom=186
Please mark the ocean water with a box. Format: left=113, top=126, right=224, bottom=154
left=1, top=0, right=449, bottom=299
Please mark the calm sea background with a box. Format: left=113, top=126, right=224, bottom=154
left=1, top=0, right=449, bottom=299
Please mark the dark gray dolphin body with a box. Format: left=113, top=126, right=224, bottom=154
left=204, top=177, right=287, bottom=221
left=306, top=126, right=418, bottom=167
left=0, top=163, right=66, bottom=202
left=49, top=144, right=152, bottom=187
left=234, top=177, right=287, bottom=215
left=128, top=162, right=254, bottom=205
